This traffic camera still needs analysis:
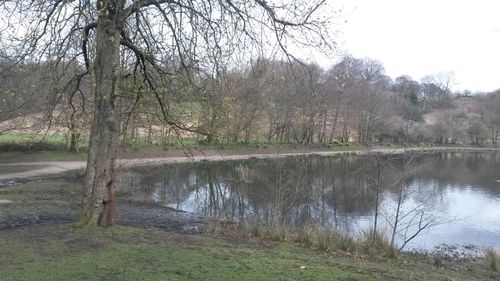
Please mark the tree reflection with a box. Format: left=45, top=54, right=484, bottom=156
left=118, top=152, right=500, bottom=248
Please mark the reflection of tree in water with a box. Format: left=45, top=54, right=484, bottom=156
left=195, top=164, right=249, bottom=220
left=411, top=152, right=500, bottom=193
left=118, top=152, right=500, bottom=237
left=117, top=165, right=196, bottom=204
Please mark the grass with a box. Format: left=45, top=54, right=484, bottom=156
left=0, top=225, right=370, bottom=281
left=213, top=222, right=394, bottom=258
left=1, top=224, right=499, bottom=281
left=0, top=133, right=84, bottom=162
left=1, top=181, right=499, bottom=280
left=486, top=247, right=499, bottom=271
left=0, top=134, right=68, bottom=144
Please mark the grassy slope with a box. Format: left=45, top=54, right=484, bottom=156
left=0, top=181, right=499, bottom=281
left=1, top=224, right=499, bottom=281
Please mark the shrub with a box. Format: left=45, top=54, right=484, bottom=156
left=485, top=247, right=498, bottom=271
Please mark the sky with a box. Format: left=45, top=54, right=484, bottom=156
left=312, top=0, right=500, bottom=92
left=1, top=1, right=498, bottom=92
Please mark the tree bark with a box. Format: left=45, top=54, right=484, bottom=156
left=78, top=4, right=123, bottom=227
left=68, top=130, right=80, bottom=153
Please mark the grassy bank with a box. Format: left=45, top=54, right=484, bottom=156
left=1, top=223, right=499, bottom=281
left=0, top=180, right=499, bottom=280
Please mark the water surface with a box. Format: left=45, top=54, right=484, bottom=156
left=119, top=152, right=500, bottom=251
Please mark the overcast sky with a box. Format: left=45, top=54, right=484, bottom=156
left=318, top=0, right=500, bottom=92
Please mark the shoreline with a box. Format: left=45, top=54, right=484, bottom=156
left=118, top=146, right=500, bottom=167
left=0, top=146, right=499, bottom=181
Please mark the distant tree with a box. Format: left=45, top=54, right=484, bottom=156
left=467, top=120, right=488, bottom=145
left=460, top=89, right=473, bottom=97
left=420, top=72, right=455, bottom=110
left=323, top=55, right=362, bottom=142
left=353, top=58, right=390, bottom=145
left=0, top=61, right=56, bottom=133
left=264, top=60, right=300, bottom=143
left=478, top=91, right=500, bottom=145
left=290, top=62, right=324, bottom=144
left=392, top=75, right=422, bottom=121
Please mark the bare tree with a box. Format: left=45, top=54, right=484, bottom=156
left=323, top=55, right=361, bottom=142
left=1, top=0, right=333, bottom=227
left=379, top=150, right=443, bottom=251
left=352, top=58, right=391, bottom=145
left=478, top=91, right=500, bottom=145
left=368, top=154, right=383, bottom=243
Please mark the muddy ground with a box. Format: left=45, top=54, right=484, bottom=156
left=0, top=178, right=208, bottom=233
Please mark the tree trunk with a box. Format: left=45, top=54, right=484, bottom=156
left=68, top=131, right=80, bottom=153
left=372, top=156, right=381, bottom=243
left=79, top=5, right=122, bottom=227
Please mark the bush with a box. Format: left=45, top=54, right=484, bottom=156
left=485, top=247, right=498, bottom=271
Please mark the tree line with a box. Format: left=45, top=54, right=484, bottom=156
left=2, top=56, right=499, bottom=147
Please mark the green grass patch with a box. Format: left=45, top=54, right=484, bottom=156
left=0, top=134, right=67, bottom=144
left=0, top=224, right=498, bottom=281
left=0, top=225, right=371, bottom=281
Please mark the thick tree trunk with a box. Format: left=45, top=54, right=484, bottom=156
left=78, top=5, right=122, bottom=227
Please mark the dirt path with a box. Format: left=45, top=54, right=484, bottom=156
left=1, top=146, right=498, bottom=181
left=0, top=161, right=86, bottom=181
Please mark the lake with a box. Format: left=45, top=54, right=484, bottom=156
left=118, top=152, right=500, bottom=252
